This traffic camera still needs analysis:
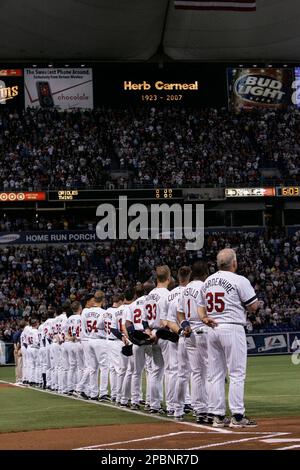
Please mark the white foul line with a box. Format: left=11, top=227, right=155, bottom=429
left=75, top=431, right=287, bottom=451
left=261, top=438, right=300, bottom=443
left=75, top=431, right=202, bottom=450
left=277, top=445, right=300, bottom=450
left=186, top=433, right=289, bottom=450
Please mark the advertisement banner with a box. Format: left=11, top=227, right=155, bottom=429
left=0, top=230, right=97, bottom=245
left=24, top=68, right=93, bottom=110
left=247, top=333, right=289, bottom=355
left=0, top=69, right=24, bottom=107
left=227, top=67, right=294, bottom=111
left=0, top=192, right=46, bottom=202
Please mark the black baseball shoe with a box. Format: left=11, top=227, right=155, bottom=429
left=120, top=402, right=130, bottom=408
left=196, top=413, right=207, bottom=424
left=204, top=413, right=214, bottom=425
left=184, top=404, right=193, bottom=414
left=167, top=410, right=175, bottom=417
left=99, top=394, right=111, bottom=402
left=230, top=415, right=257, bottom=428
left=131, top=403, right=141, bottom=410
left=89, top=396, right=99, bottom=401
left=150, top=408, right=166, bottom=415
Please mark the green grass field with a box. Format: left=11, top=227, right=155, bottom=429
left=0, top=355, right=299, bottom=433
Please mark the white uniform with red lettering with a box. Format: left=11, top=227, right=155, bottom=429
left=41, top=318, right=52, bottom=387
left=144, top=287, right=169, bottom=411
left=108, top=305, right=132, bottom=404
left=60, top=315, right=76, bottom=393
left=167, top=285, right=192, bottom=417
left=57, top=313, right=67, bottom=393
left=178, top=280, right=208, bottom=415
left=36, top=323, right=44, bottom=385
left=27, top=327, right=40, bottom=384
left=49, top=313, right=66, bottom=392
left=21, top=325, right=31, bottom=382
left=84, top=306, right=108, bottom=398
left=44, top=318, right=54, bottom=388
left=66, top=313, right=81, bottom=392
left=106, top=306, right=125, bottom=402
left=76, top=308, right=92, bottom=396
left=125, top=295, right=151, bottom=406
left=198, top=270, right=257, bottom=416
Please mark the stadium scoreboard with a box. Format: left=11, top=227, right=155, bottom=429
left=225, top=187, right=300, bottom=198
left=48, top=189, right=182, bottom=201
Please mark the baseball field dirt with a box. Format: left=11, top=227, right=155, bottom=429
left=0, top=418, right=300, bottom=450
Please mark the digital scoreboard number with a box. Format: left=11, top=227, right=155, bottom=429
left=277, top=187, right=300, bottom=197
left=155, top=189, right=174, bottom=199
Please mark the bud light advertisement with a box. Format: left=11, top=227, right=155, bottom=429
left=227, top=68, right=294, bottom=111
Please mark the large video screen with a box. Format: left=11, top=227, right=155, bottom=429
left=227, top=67, right=294, bottom=111
left=24, top=68, right=93, bottom=110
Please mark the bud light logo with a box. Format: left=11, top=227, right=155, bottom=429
left=234, top=74, right=286, bottom=106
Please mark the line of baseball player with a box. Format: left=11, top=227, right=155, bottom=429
left=20, top=248, right=258, bottom=428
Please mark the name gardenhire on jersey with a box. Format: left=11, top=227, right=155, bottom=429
left=123, top=81, right=199, bottom=90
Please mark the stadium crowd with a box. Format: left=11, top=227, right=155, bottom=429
left=1, top=229, right=300, bottom=339
left=0, top=106, right=300, bottom=190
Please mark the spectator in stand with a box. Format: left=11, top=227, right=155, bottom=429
left=0, top=106, right=299, bottom=190
left=0, top=229, right=299, bottom=332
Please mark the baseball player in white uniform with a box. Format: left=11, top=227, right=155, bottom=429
left=61, top=303, right=77, bottom=394
left=20, top=321, right=30, bottom=384
left=40, top=311, right=54, bottom=389
left=85, top=290, right=108, bottom=400
left=143, top=265, right=171, bottom=414
left=177, top=261, right=210, bottom=423
left=55, top=305, right=68, bottom=394
left=43, top=308, right=56, bottom=389
left=110, top=290, right=135, bottom=406
left=65, top=301, right=82, bottom=394
left=198, top=248, right=258, bottom=428
left=27, top=319, right=40, bottom=385
left=167, top=266, right=193, bottom=420
left=124, top=283, right=153, bottom=410
left=75, top=294, right=95, bottom=399
left=36, top=318, right=45, bottom=386
left=106, top=293, right=126, bottom=403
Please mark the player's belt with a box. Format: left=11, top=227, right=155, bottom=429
left=217, top=322, right=245, bottom=326
left=90, top=337, right=115, bottom=341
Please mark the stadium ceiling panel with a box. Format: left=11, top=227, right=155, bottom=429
left=0, top=0, right=168, bottom=60
left=0, top=0, right=300, bottom=61
left=164, top=0, right=300, bottom=61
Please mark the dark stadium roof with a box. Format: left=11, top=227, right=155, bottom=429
left=1, top=0, right=300, bottom=61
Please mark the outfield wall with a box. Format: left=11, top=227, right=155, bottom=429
left=1, top=332, right=300, bottom=365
